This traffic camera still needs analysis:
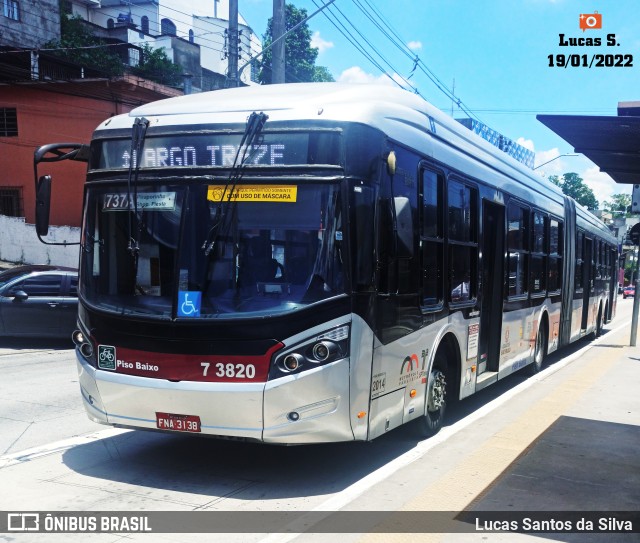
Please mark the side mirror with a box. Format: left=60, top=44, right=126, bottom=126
left=12, top=290, right=28, bottom=301
left=35, top=175, right=52, bottom=237
left=393, top=196, right=414, bottom=258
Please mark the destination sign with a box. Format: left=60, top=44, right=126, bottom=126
left=102, top=192, right=177, bottom=211
left=94, top=132, right=340, bottom=170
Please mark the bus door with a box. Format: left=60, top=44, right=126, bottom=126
left=478, top=200, right=505, bottom=375
left=581, top=237, right=593, bottom=330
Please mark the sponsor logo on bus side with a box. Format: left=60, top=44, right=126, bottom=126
left=399, top=351, right=428, bottom=386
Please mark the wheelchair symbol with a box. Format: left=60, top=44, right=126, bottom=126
left=178, top=291, right=201, bottom=317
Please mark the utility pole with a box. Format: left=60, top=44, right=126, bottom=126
left=272, top=0, right=286, bottom=83
left=227, top=0, right=239, bottom=87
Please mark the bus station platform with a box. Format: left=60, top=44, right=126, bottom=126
left=358, top=304, right=640, bottom=543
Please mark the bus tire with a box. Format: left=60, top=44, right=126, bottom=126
left=416, top=350, right=448, bottom=437
left=592, top=305, right=603, bottom=339
left=529, top=321, right=547, bottom=375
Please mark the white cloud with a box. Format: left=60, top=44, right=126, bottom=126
left=407, top=40, right=422, bottom=51
left=516, top=137, right=535, bottom=152
left=337, top=66, right=397, bottom=85
left=582, top=165, right=631, bottom=204
left=311, top=31, right=334, bottom=54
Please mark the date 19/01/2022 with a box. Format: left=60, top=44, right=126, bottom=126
left=549, top=33, right=633, bottom=68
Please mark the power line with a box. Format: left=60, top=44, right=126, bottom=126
left=325, top=0, right=482, bottom=122
left=310, top=0, right=417, bottom=93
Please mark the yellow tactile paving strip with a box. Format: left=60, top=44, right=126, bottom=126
left=357, top=345, right=620, bottom=543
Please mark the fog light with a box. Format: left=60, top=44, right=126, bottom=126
left=72, top=330, right=84, bottom=346
left=287, top=411, right=300, bottom=421
left=80, top=342, right=94, bottom=358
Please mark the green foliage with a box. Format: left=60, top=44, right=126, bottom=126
left=44, top=13, right=124, bottom=77
left=548, top=172, right=599, bottom=210
left=130, top=44, right=183, bottom=87
left=312, top=65, right=335, bottom=82
left=602, top=193, right=632, bottom=215
left=44, top=12, right=181, bottom=86
left=259, top=3, right=334, bottom=84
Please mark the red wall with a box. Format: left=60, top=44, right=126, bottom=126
left=0, top=86, right=132, bottom=227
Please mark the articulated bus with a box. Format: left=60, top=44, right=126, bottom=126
left=34, top=83, right=617, bottom=444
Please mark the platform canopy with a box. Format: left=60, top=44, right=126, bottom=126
left=537, top=102, right=640, bottom=185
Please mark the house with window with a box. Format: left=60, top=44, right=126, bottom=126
left=68, top=0, right=262, bottom=90
left=0, top=74, right=182, bottom=227
left=0, top=0, right=61, bottom=47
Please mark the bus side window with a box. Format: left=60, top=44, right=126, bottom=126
left=507, top=201, right=529, bottom=298
left=448, top=179, right=477, bottom=303
left=530, top=211, right=547, bottom=296
left=548, top=218, right=563, bottom=293
left=420, top=168, right=443, bottom=307
left=575, top=231, right=584, bottom=292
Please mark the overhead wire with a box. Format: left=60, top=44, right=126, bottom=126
left=347, top=0, right=483, bottom=122
left=309, top=0, right=419, bottom=94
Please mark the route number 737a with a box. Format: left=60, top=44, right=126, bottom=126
left=201, top=362, right=256, bottom=379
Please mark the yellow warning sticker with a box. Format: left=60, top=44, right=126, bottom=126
left=207, top=185, right=297, bottom=203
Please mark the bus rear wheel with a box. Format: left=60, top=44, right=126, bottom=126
left=416, top=352, right=448, bottom=437
left=529, top=323, right=547, bottom=375
left=592, top=306, right=604, bottom=339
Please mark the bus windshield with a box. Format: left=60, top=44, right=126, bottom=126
left=81, top=182, right=345, bottom=319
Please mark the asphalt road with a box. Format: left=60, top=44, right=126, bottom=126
left=0, top=299, right=637, bottom=543
left=0, top=337, right=100, bottom=456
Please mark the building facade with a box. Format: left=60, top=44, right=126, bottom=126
left=0, top=0, right=61, bottom=48
left=69, top=0, right=261, bottom=89
left=0, top=76, right=181, bottom=227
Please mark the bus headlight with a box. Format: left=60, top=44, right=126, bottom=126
left=282, top=354, right=304, bottom=372
left=269, top=324, right=350, bottom=380
left=312, top=341, right=336, bottom=362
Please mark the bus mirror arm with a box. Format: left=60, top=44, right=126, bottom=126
left=33, top=143, right=87, bottom=246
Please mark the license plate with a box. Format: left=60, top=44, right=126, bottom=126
left=156, top=412, right=201, bottom=433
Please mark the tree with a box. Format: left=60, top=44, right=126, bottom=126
left=259, top=3, right=334, bottom=84
left=549, top=172, right=599, bottom=210
left=602, top=193, right=632, bottom=215
left=44, top=13, right=124, bottom=77
left=312, top=65, right=335, bottom=82
left=130, top=44, right=183, bottom=87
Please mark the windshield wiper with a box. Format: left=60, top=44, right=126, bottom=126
left=127, top=117, right=150, bottom=255
left=202, top=111, right=269, bottom=256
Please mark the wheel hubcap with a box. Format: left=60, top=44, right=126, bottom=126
left=427, top=370, right=446, bottom=412
left=535, top=332, right=544, bottom=364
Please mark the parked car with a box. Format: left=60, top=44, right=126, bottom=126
left=623, top=285, right=636, bottom=299
left=0, top=265, right=78, bottom=339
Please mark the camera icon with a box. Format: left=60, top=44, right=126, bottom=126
left=579, top=11, right=602, bottom=31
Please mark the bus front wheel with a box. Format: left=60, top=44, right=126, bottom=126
left=416, top=352, right=448, bottom=437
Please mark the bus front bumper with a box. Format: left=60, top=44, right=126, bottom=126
left=76, top=354, right=355, bottom=444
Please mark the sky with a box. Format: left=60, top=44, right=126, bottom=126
left=236, top=0, right=640, bottom=206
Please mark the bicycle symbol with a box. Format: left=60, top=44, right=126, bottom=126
left=97, top=345, right=117, bottom=370
left=99, top=350, right=115, bottom=362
